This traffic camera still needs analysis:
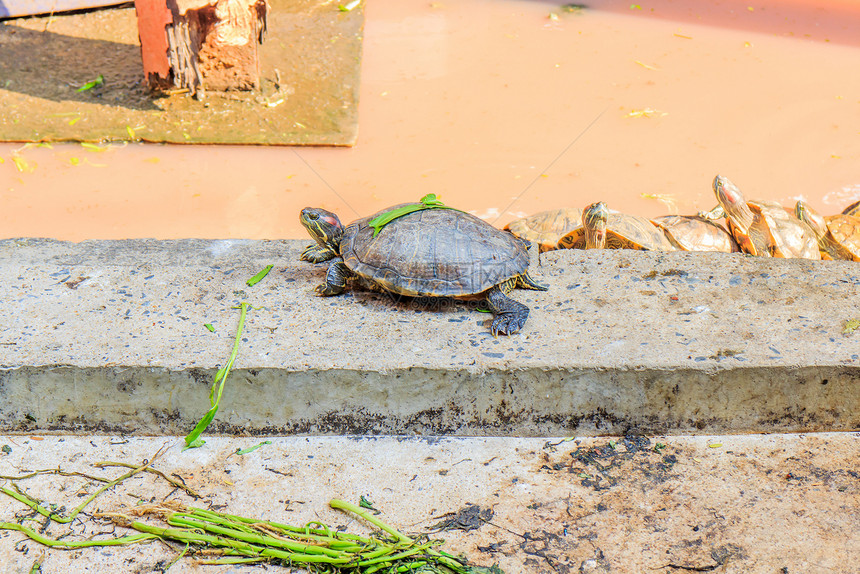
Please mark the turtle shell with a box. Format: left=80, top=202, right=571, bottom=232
left=558, top=212, right=675, bottom=250
left=340, top=204, right=530, bottom=297
left=505, top=208, right=583, bottom=252
left=824, top=214, right=860, bottom=260
left=742, top=201, right=819, bottom=259
left=651, top=215, right=739, bottom=252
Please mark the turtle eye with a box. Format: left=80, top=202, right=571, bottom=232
left=307, top=212, right=320, bottom=221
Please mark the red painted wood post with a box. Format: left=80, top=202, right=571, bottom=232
left=133, top=0, right=174, bottom=91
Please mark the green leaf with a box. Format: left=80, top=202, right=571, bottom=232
left=843, top=318, right=860, bottom=334
left=76, top=74, right=104, bottom=93
left=338, top=0, right=360, bottom=11
left=246, top=264, right=273, bottom=287
left=204, top=323, right=215, bottom=333
left=235, top=440, right=272, bottom=455
left=367, top=195, right=466, bottom=237
left=359, top=495, right=380, bottom=515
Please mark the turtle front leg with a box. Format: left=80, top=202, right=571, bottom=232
left=697, top=205, right=725, bottom=221
left=486, top=285, right=530, bottom=336
left=301, top=243, right=337, bottom=263
left=315, top=258, right=352, bottom=296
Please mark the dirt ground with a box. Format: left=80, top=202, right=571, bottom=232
left=0, top=433, right=856, bottom=573
left=0, top=0, right=362, bottom=144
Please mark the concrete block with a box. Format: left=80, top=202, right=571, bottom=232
left=0, top=238, right=857, bottom=435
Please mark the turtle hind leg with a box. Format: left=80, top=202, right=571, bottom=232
left=315, top=258, right=352, bottom=296
left=486, top=286, right=530, bottom=336
left=514, top=271, right=548, bottom=292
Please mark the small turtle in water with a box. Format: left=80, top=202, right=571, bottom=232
left=557, top=202, right=676, bottom=250
left=651, top=215, right=739, bottom=252
left=505, top=208, right=583, bottom=252
left=794, top=200, right=860, bottom=261
left=300, top=204, right=547, bottom=335
left=699, top=175, right=819, bottom=259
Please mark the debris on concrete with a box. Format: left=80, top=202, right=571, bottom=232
left=0, top=434, right=855, bottom=573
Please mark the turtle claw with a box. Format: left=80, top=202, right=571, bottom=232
left=314, top=283, right=342, bottom=297
left=301, top=244, right=336, bottom=263
left=491, top=311, right=526, bottom=337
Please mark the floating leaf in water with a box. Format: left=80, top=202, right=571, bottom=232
left=641, top=192, right=678, bottom=212
left=626, top=108, right=668, bottom=118
left=843, top=318, right=860, bottom=334
left=11, top=155, right=32, bottom=173
left=68, top=116, right=81, bottom=126
left=81, top=142, right=109, bottom=152
left=562, top=3, right=587, bottom=13
left=634, top=60, right=659, bottom=70
left=76, top=74, right=104, bottom=93
left=69, top=157, right=80, bottom=166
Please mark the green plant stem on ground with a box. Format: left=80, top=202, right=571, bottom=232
left=184, top=302, right=250, bottom=449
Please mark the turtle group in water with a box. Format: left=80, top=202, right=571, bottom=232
left=300, top=203, right=547, bottom=336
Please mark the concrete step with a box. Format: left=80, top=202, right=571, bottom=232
left=1, top=238, right=858, bottom=435
left=0, top=433, right=856, bottom=573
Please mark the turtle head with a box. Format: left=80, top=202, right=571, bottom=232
left=300, top=207, right=344, bottom=251
left=713, top=174, right=754, bottom=233
left=794, top=200, right=826, bottom=239
left=582, top=202, right=609, bottom=249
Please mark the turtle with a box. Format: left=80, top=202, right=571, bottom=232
left=299, top=204, right=548, bottom=336
left=504, top=208, right=583, bottom=252
left=794, top=200, right=860, bottom=261
left=557, top=202, right=676, bottom=250
left=698, top=175, right=820, bottom=259
left=650, top=214, right=739, bottom=253
left=842, top=199, right=860, bottom=217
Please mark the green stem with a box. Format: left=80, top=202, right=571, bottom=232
left=184, top=302, right=249, bottom=449
left=0, top=521, right=157, bottom=548
left=167, top=514, right=350, bottom=559
left=330, top=499, right=414, bottom=545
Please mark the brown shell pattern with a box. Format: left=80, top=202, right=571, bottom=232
left=746, top=202, right=820, bottom=259
left=341, top=205, right=529, bottom=297
left=826, top=214, right=860, bottom=260
left=558, top=212, right=675, bottom=250
left=651, top=215, right=739, bottom=252
left=505, top=208, right=583, bottom=252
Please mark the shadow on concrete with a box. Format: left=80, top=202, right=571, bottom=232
left=0, top=23, right=157, bottom=111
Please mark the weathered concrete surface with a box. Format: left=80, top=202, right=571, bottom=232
left=0, top=433, right=856, bottom=573
left=0, top=238, right=858, bottom=435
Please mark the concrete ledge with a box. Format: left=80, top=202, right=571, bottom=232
left=1, top=238, right=858, bottom=435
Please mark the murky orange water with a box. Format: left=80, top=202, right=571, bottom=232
left=2, top=0, right=859, bottom=240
